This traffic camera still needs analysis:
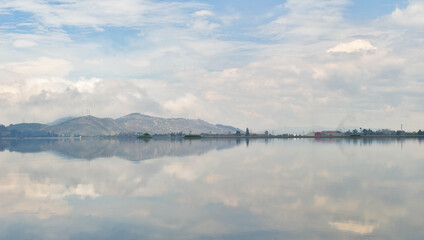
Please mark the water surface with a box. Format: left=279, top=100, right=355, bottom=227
left=0, top=138, right=423, bottom=239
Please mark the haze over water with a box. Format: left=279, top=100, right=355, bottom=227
left=0, top=138, right=423, bottom=239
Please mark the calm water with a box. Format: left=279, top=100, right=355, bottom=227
left=0, top=138, right=423, bottom=240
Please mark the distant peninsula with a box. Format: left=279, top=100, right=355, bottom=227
left=0, top=113, right=241, bottom=137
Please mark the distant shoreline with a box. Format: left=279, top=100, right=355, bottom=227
left=1, top=135, right=423, bottom=140
left=202, top=135, right=424, bottom=139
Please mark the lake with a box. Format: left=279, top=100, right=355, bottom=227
left=0, top=138, right=423, bottom=240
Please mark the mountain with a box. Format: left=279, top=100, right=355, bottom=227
left=216, top=124, right=240, bottom=133
left=1, top=114, right=241, bottom=137
left=44, top=115, right=124, bottom=137
left=7, top=123, right=47, bottom=132
left=6, top=123, right=52, bottom=137
left=47, top=116, right=75, bottom=126
left=0, top=124, right=10, bottom=137
left=116, top=113, right=239, bottom=134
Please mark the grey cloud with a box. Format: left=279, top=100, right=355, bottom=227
left=0, top=0, right=423, bottom=131
left=0, top=75, right=165, bottom=124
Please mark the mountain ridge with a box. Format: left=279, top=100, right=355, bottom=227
left=1, top=113, right=241, bottom=137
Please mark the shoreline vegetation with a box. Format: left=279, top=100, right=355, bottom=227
left=183, top=134, right=202, bottom=139
left=1, top=135, right=423, bottom=140
left=137, top=133, right=152, bottom=139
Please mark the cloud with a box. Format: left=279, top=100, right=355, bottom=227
left=0, top=57, right=72, bottom=77
left=12, top=39, right=37, bottom=48
left=189, top=10, right=220, bottom=32
left=219, top=13, right=241, bottom=25
left=0, top=0, right=423, bottom=131
left=0, top=72, right=165, bottom=124
left=163, top=162, right=198, bottom=181
left=190, top=20, right=220, bottom=31
left=327, top=39, right=377, bottom=53
left=193, top=10, right=214, bottom=17
left=329, top=221, right=378, bottom=235
left=203, top=91, right=229, bottom=101
left=164, top=94, right=199, bottom=115
left=0, top=173, right=98, bottom=218
left=260, top=0, right=349, bottom=39
left=0, top=0, right=208, bottom=29
left=388, top=1, right=424, bottom=27
left=185, top=39, right=230, bottom=56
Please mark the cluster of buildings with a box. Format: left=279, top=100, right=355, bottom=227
left=306, top=131, right=343, bottom=137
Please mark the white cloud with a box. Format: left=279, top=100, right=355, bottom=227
left=1, top=57, right=73, bottom=77
left=73, top=77, right=102, bottom=93
left=0, top=0, right=423, bottom=131
left=12, top=39, right=37, bottom=48
left=203, top=91, right=229, bottom=101
left=126, top=59, right=151, bottom=68
left=190, top=20, right=220, bottom=31
left=0, top=0, right=208, bottom=28
left=327, top=39, right=377, bottom=53
left=193, top=10, right=214, bottom=17
left=164, top=94, right=198, bottom=115
left=0, top=73, right=165, bottom=124
left=185, top=39, right=229, bottom=56
left=260, top=0, right=349, bottom=39
left=163, top=162, right=197, bottom=181
left=389, top=1, right=424, bottom=27
left=329, top=221, right=378, bottom=235
left=219, top=13, right=241, bottom=25
left=0, top=172, right=98, bottom=218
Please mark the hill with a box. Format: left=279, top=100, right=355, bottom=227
left=6, top=123, right=52, bottom=137
left=1, top=114, right=241, bottom=137
left=116, top=113, right=239, bottom=134
left=44, top=115, right=124, bottom=137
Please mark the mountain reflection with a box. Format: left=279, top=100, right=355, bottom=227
left=0, top=137, right=421, bottom=161
left=0, top=138, right=423, bottom=239
left=0, top=138, right=242, bottom=161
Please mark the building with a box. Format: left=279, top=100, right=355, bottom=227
left=306, top=131, right=343, bottom=137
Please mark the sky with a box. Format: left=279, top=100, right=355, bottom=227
left=0, top=0, right=423, bottom=132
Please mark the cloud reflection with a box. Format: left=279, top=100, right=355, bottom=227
left=0, top=138, right=422, bottom=239
left=0, top=138, right=241, bottom=161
